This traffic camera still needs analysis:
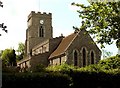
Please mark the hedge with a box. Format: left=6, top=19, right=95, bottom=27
left=2, top=71, right=120, bottom=88
left=2, top=72, right=71, bottom=88
left=70, top=71, right=120, bottom=88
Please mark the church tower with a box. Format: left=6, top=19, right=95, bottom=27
left=25, top=11, right=53, bottom=56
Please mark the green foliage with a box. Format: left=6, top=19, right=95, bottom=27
left=3, top=69, right=120, bottom=88
left=3, top=72, right=71, bottom=88
left=2, top=55, right=120, bottom=88
left=99, top=55, right=120, bottom=70
left=77, top=64, right=102, bottom=73
left=33, top=64, right=46, bottom=72
left=0, top=50, right=3, bottom=57
left=17, top=42, right=25, bottom=54
left=72, top=2, right=120, bottom=49
left=2, top=66, right=20, bottom=73
left=16, top=42, right=25, bottom=61
left=46, top=55, right=120, bottom=74
left=78, top=55, right=120, bottom=74
left=102, top=49, right=113, bottom=58
left=1, top=49, right=16, bottom=66
left=70, top=70, right=120, bottom=88
left=46, top=64, right=76, bottom=73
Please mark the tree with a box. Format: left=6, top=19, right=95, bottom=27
left=99, top=55, right=120, bottom=70
left=0, top=1, right=7, bottom=36
left=16, top=42, right=25, bottom=61
left=1, top=49, right=16, bottom=66
left=0, top=50, right=3, bottom=57
left=102, top=49, right=113, bottom=59
left=72, top=1, right=120, bottom=52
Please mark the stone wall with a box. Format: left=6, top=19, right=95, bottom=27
left=49, top=36, right=63, bottom=53
left=30, top=52, right=50, bottom=70
left=32, top=39, right=49, bottom=56
left=50, top=55, right=67, bottom=65
left=26, top=11, right=53, bottom=55
left=66, top=30, right=101, bottom=67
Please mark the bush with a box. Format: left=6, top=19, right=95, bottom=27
left=2, top=72, right=71, bottom=88
left=2, top=66, right=20, bottom=73
left=99, top=55, right=120, bottom=70
left=32, top=64, right=46, bottom=72
left=2, top=67, right=120, bottom=88
left=2, top=55, right=120, bottom=88
left=46, top=64, right=77, bottom=73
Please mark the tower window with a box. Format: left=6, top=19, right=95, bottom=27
left=83, top=48, right=86, bottom=67
left=39, top=26, right=44, bottom=37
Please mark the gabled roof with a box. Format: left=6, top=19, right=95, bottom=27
left=49, top=32, right=78, bottom=59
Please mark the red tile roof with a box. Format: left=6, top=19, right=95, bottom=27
left=49, top=32, right=78, bottom=59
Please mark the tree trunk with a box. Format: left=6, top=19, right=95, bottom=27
left=118, top=48, right=120, bottom=55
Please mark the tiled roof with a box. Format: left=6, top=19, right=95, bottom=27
left=49, top=32, right=78, bottom=59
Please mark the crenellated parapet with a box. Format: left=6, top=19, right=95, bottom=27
left=28, top=11, right=52, bottom=22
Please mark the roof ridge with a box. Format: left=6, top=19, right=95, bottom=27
left=64, top=32, right=79, bottom=52
left=49, top=32, right=79, bottom=59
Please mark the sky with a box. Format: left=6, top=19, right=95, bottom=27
left=0, top=0, right=118, bottom=57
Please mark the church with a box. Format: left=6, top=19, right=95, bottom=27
left=17, top=11, right=101, bottom=70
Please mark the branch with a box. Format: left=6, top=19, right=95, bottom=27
left=0, top=23, right=7, bottom=36
left=0, top=1, right=6, bottom=36
left=0, top=1, right=3, bottom=7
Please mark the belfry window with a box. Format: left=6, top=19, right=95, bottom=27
left=91, top=51, right=94, bottom=64
left=39, top=26, right=44, bottom=37
left=83, top=48, right=86, bottom=67
left=74, top=50, right=78, bottom=66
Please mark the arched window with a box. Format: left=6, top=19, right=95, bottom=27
left=91, top=51, right=94, bottom=64
left=39, top=26, right=44, bottom=37
left=83, top=48, right=86, bottom=67
left=74, top=50, right=78, bottom=66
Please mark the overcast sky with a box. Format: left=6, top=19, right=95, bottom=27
left=0, top=0, right=118, bottom=56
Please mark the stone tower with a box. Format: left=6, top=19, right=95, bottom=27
left=25, top=11, right=53, bottom=56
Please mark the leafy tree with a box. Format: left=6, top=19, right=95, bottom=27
left=79, top=55, right=120, bottom=73
left=99, top=55, right=120, bottom=70
left=102, top=49, right=113, bottom=59
left=16, top=42, right=25, bottom=61
left=0, top=50, right=3, bottom=57
left=1, top=49, right=16, bottom=66
left=72, top=1, right=120, bottom=50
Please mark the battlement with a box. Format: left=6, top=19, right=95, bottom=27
left=30, top=11, right=51, bottom=15
left=28, top=11, right=52, bottom=21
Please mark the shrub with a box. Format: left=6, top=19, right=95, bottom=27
left=99, top=55, right=120, bottom=70
left=46, top=64, right=77, bottom=74
left=2, top=72, right=71, bottom=88
left=2, top=66, right=20, bottom=73
left=70, top=70, right=120, bottom=88
left=32, top=64, right=46, bottom=72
